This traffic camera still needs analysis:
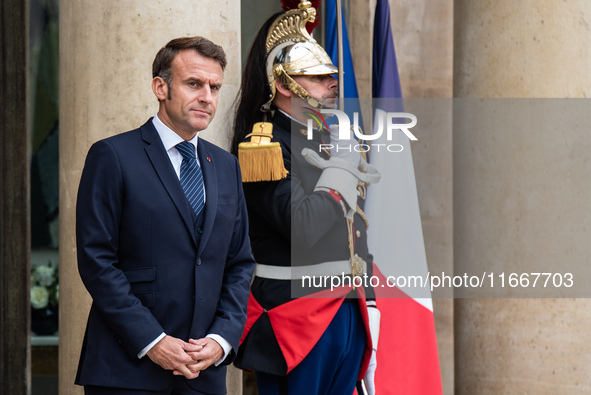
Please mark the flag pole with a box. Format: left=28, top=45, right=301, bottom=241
left=336, top=0, right=344, bottom=105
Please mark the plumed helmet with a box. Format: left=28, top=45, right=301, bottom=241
left=262, top=0, right=338, bottom=111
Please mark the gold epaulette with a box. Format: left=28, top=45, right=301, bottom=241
left=238, top=122, right=289, bottom=182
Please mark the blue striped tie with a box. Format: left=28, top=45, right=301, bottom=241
left=176, top=141, right=205, bottom=217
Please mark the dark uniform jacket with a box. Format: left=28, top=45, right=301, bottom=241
left=235, top=110, right=374, bottom=376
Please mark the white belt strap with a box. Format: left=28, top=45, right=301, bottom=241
left=255, top=260, right=367, bottom=280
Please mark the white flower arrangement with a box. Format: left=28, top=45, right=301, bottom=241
left=31, top=261, right=59, bottom=309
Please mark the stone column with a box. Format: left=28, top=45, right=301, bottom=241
left=1, top=0, right=31, bottom=393
left=59, top=2, right=242, bottom=394
left=454, top=1, right=591, bottom=393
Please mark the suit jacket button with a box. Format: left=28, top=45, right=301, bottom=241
left=197, top=227, right=203, bottom=234
left=196, top=258, right=202, bottom=265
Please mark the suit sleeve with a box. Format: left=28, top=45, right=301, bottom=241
left=206, top=155, right=256, bottom=363
left=76, top=140, right=164, bottom=358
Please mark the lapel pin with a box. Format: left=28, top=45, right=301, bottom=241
left=206, top=157, right=211, bottom=162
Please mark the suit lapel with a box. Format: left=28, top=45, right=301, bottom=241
left=141, top=120, right=198, bottom=247
left=197, top=140, right=217, bottom=257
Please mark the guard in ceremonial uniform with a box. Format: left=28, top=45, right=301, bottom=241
left=231, top=2, right=381, bottom=394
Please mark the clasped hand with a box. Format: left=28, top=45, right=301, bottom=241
left=146, top=335, right=223, bottom=379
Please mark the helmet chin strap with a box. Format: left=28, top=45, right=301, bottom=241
left=260, top=64, right=332, bottom=113
left=274, top=64, right=324, bottom=110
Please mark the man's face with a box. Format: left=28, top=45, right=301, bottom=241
left=292, top=74, right=338, bottom=109
left=155, top=50, right=223, bottom=139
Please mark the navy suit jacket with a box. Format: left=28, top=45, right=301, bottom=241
left=75, top=119, right=255, bottom=394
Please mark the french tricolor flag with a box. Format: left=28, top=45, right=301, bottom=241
left=322, top=0, right=443, bottom=391
left=366, top=0, right=443, bottom=393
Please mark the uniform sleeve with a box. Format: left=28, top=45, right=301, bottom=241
left=243, top=144, right=347, bottom=250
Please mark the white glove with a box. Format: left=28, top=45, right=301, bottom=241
left=364, top=305, right=381, bottom=395
left=364, top=349, right=377, bottom=395
left=329, top=124, right=361, bottom=166
left=301, top=148, right=381, bottom=217
left=367, top=305, right=381, bottom=351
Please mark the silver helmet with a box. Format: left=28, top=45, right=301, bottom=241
left=262, top=0, right=338, bottom=111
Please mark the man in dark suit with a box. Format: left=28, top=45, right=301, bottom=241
left=75, top=36, right=255, bottom=395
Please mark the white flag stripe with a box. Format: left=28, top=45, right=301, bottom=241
left=366, top=109, right=432, bottom=304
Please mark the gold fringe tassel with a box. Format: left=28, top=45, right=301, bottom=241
left=238, top=142, right=288, bottom=182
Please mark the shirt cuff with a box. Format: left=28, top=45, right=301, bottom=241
left=206, top=334, right=232, bottom=366
left=138, top=332, right=166, bottom=359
